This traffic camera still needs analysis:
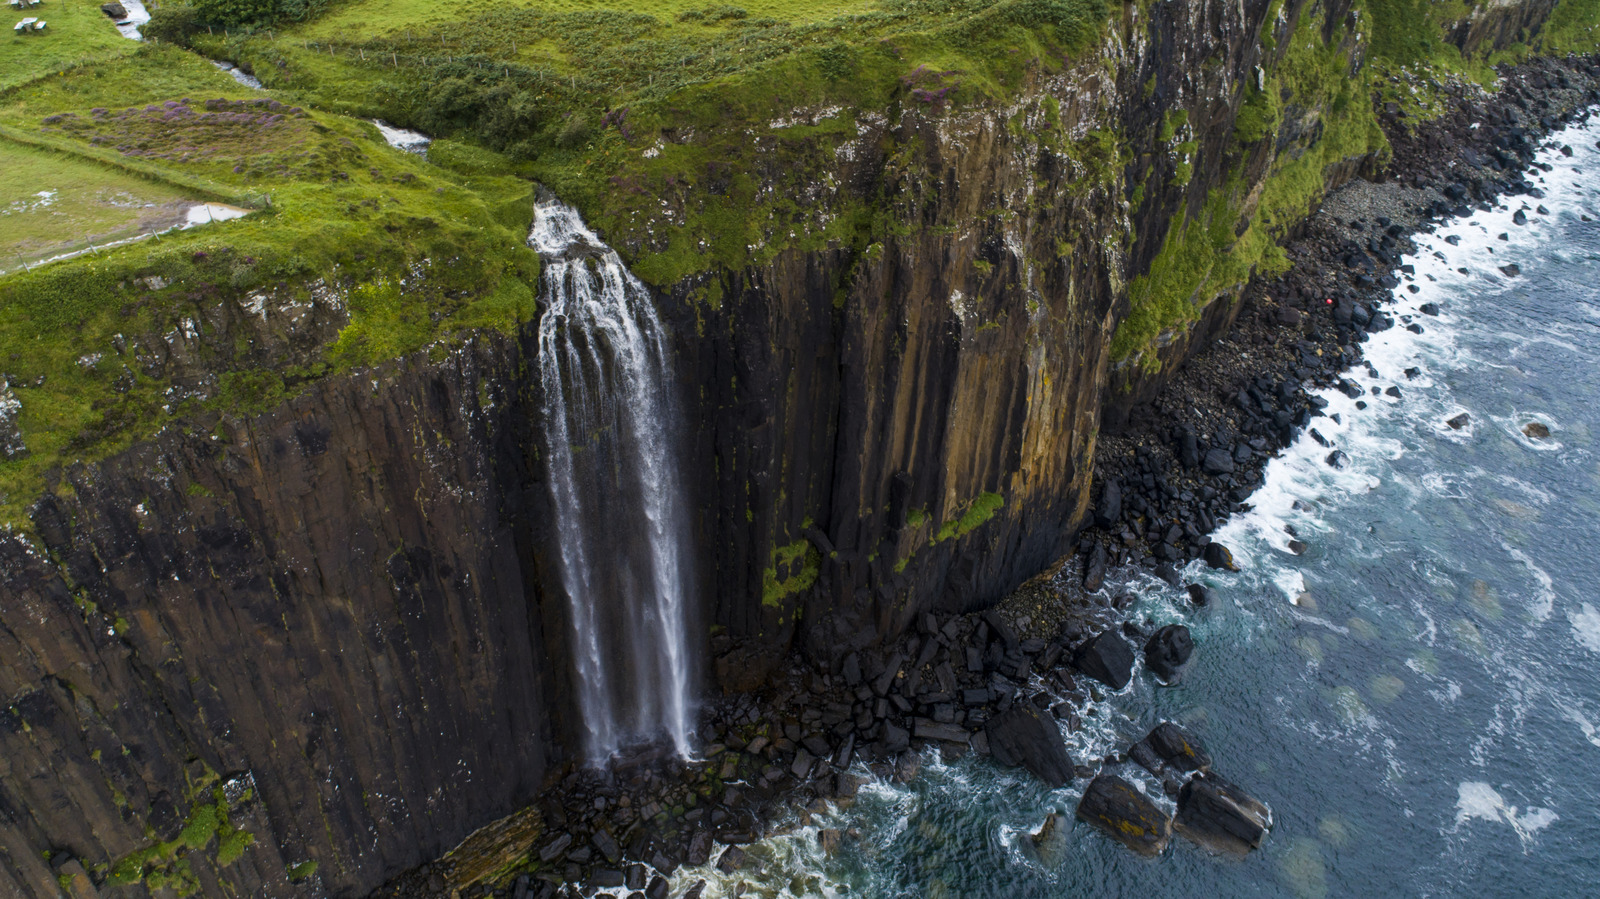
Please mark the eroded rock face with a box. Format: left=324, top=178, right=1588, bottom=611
left=0, top=336, right=559, bottom=898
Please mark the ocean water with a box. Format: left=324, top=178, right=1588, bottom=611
left=668, top=117, right=1600, bottom=897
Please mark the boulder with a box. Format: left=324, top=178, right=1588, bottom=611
left=985, top=705, right=1074, bottom=787
left=1185, top=583, right=1213, bottom=606
left=1173, top=772, right=1273, bottom=855
left=1075, top=775, right=1172, bottom=857
left=1145, top=722, right=1211, bottom=772
left=100, top=2, right=128, bottom=18
left=1072, top=631, right=1134, bottom=690
left=1202, top=447, right=1236, bottom=475
left=685, top=831, right=713, bottom=866
left=1143, top=625, right=1194, bottom=680
left=1177, top=426, right=1201, bottom=469
left=1095, top=479, right=1122, bottom=527
left=1523, top=421, right=1550, bottom=439
left=715, top=846, right=746, bottom=874
left=1083, top=542, right=1108, bottom=593
left=1446, top=412, right=1470, bottom=430
left=1203, top=542, right=1240, bottom=572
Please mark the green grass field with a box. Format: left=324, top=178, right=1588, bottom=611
left=303, top=0, right=875, bottom=40
left=1, top=0, right=137, bottom=89
left=0, top=141, right=205, bottom=269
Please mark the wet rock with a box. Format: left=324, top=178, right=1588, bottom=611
left=685, top=831, right=713, bottom=866
left=1523, top=421, right=1550, bottom=438
left=100, top=2, right=127, bottom=18
left=1325, top=450, right=1350, bottom=469
left=646, top=876, right=669, bottom=899
left=1418, top=303, right=1440, bottom=316
left=1075, top=775, right=1172, bottom=857
left=1071, top=631, right=1134, bottom=690
left=893, top=750, right=922, bottom=783
left=1028, top=812, right=1071, bottom=868
left=985, top=705, right=1075, bottom=787
left=880, top=721, right=910, bottom=754
left=1173, top=772, right=1273, bottom=855
left=1500, top=263, right=1522, bottom=277
left=590, top=869, right=626, bottom=889
left=1203, top=542, right=1240, bottom=572
left=1186, top=583, right=1213, bottom=607
left=1145, top=722, right=1211, bottom=772
left=683, top=881, right=707, bottom=899
left=1143, top=625, right=1194, bottom=680
left=1083, top=542, right=1108, bottom=593
left=715, top=846, right=745, bottom=874
left=1446, top=412, right=1470, bottom=429
left=1513, top=209, right=1528, bottom=226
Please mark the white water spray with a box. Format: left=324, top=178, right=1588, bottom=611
left=530, top=196, right=695, bottom=765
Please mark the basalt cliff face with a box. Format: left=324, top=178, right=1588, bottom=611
left=0, top=1, right=1566, bottom=896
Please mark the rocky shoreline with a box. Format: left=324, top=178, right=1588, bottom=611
left=371, top=53, right=1600, bottom=899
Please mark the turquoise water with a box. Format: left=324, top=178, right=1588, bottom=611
left=668, top=117, right=1600, bottom=898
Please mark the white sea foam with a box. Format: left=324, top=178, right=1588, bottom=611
left=1568, top=603, right=1600, bottom=653
left=1496, top=542, right=1556, bottom=622
left=1455, top=782, right=1558, bottom=842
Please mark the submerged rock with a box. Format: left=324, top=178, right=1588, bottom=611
left=1076, top=775, right=1172, bottom=857
left=1028, top=812, right=1071, bottom=868
left=1072, top=631, right=1134, bottom=690
left=1446, top=412, right=1470, bottom=430
left=1174, top=772, right=1273, bottom=855
left=985, top=705, right=1074, bottom=787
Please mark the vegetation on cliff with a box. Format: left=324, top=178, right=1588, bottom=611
left=0, top=34, right=536, bottom=530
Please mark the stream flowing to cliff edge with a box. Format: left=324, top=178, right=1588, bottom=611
left=531, top=196, right=695, bottom=765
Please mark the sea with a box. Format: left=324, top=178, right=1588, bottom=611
left=664, top=115, right=1600, bottom=898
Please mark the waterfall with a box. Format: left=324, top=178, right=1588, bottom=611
left=530, top=196, right=695, bottom=765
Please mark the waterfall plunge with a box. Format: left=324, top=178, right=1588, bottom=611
left=530, top=197, right=695, bottom=765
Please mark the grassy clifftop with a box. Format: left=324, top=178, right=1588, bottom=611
left=0, top=15, right=537, bottom=530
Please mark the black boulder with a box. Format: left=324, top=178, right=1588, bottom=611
left=1072, top=631, right=1135, bottom=690
left=985, top=705, right=1075, bottom=787
left=1143, top=625, right=1194, bottom=680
